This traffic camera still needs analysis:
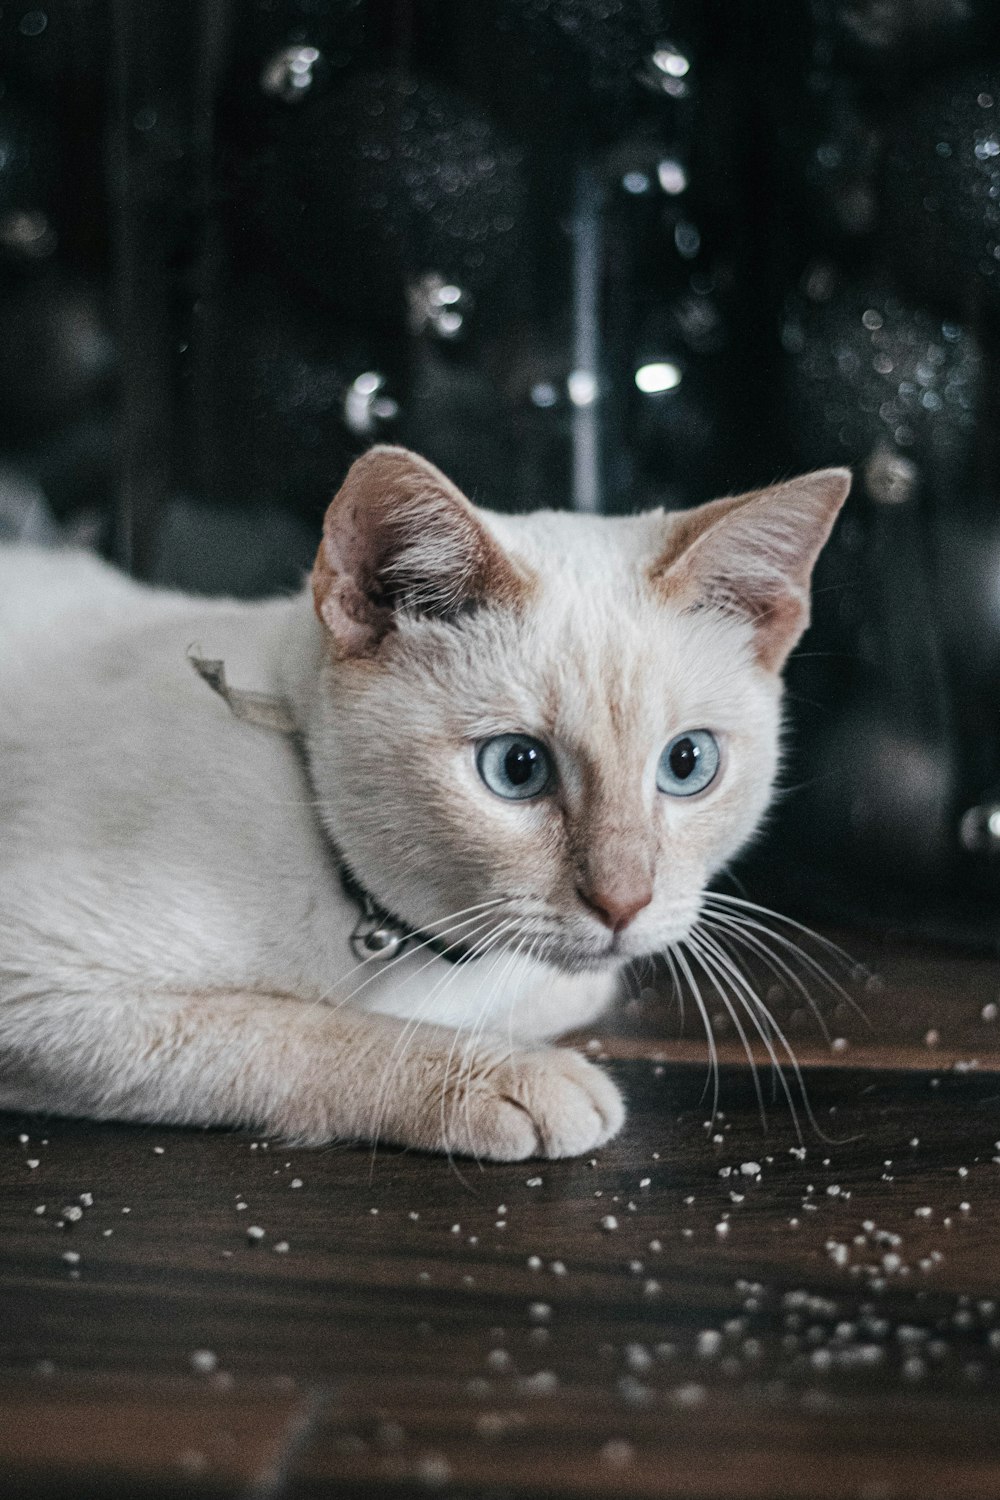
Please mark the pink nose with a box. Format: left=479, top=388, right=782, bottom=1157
left=577, top=884, right=653, bottom=934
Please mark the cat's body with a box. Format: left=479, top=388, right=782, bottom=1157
left=0, top=448, right=849, bottom=1158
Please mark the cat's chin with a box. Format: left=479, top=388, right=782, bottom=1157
left=525, top=925, right=694, bottom=976
left=528, top=935, right=650, bottom=976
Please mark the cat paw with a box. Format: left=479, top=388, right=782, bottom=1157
left=448, top=1045, right=625, bottom=1161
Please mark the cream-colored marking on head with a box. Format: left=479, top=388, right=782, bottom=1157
left=307, top=448, right=850, bottom=974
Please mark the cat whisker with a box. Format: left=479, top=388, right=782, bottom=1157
left=366, top=916, right=521, bottom=1181
left=700, top=896, right=868, bottom=1027
left=699, top=913, right=835, bottom=1046
left=317, top=898, right=509, bottom=1019
left=690, top=925, right=845, bottom=1144
left=507, top=933, right=541, bottom=1062
left=661, top=947, right=686, bottom=1036
left=668, top=941, right=720, bottom=1124
left=453, top=932, right=532, bottom=1172
left=702, top=891, right=857, bottom=975
left=300, top=909, right=501, bottom=1051
left=434, top=919, right=524, bottom=1181
left=684, top=928, right=783, bottom=1133
left=440, top=918, right=527, bottom=1152
left=371, top=919, right=509, bottom=1167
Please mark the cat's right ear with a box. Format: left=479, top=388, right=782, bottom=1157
left=312, top=446, right=528, bottom=659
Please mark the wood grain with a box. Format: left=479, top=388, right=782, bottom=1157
left=2, top=937, right=1000, bottom=1498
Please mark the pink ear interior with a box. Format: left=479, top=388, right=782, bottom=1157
left=651, top=468, right=852, bottom=671
left=312, top=446, right=529, bottom=659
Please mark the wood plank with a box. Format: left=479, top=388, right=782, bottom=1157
left=0, top=1376, right=314, bottom=1499
left=577, top=927, right=1000, bottom=1072
left=2, top=1045, right=1000, bottom=1497
left=289, top=1383, right=1000, bottom=1500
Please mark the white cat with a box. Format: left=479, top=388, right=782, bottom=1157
left=0, top=447, right=849, bottom=1159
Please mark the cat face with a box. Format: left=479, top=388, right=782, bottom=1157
left=307, top=448, right=850, bottom=974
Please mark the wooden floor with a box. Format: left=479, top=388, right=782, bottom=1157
left=3, top=928, right=1000, bottom=1499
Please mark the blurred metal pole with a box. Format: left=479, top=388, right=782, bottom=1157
left=569, top=165, right=604, bottom=514
left=186, top=0, right=236, bottom=511
left=106, top=0, right=180, bottom=577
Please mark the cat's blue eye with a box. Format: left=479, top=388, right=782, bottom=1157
left=656, top=730, right=720, bottom=797
left=477, top=735, right=554, bottom=801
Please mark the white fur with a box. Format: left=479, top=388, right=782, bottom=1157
left=0, top=469, right=834, bottom=1158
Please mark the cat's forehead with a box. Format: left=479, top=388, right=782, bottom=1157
left=484, top=506, right=667, bottom=583
left=441, top=547, right=765, bottom=743
left=533, top=595, right=762, bottom=735
left=398, top=501, right=773, bottom=741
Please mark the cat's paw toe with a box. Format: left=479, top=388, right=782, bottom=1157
left=460, top=1047, right=625, bottom=1161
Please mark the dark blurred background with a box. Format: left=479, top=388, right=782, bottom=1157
left=1, top=0, right=999, bottom=945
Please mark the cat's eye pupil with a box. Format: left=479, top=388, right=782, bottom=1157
left=505, top=744, right=538, bottom=786
left=669, top=736, right=699, bottom=780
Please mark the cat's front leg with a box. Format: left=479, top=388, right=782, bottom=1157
left=0, top=987, right=624, bottom=1159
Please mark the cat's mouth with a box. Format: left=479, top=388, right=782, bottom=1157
left=506, top=916, right=696, bottom=975
left=515, top=930, right=637, bottom=975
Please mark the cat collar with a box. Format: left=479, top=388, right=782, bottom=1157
left=338, top=863, right=476, bottom=966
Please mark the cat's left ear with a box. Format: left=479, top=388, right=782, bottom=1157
left=312, top=446, right=528, bottom=659
left=651, top=468, right=852, bottom=671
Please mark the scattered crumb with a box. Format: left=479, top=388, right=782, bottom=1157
left=671, top=1383, right=707, bottom=1407
left=414, top=1454, right=451, bottom=1487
